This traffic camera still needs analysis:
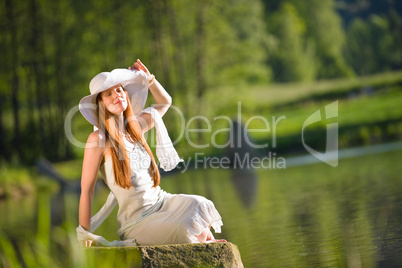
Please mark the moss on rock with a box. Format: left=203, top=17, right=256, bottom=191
left=86, top=242, right=243, bottom=268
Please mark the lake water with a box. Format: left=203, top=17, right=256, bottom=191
left=1, top=148, right=402, bottom=267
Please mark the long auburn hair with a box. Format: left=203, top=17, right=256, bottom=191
left=96, top=88, right=160, bottom=189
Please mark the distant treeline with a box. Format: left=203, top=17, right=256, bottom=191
left=0, top=0, right=401, bottom=164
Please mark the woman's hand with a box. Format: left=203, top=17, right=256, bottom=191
left=83, top=240, right=95, bottom=247
left=129, top=59, right=153, bottom=82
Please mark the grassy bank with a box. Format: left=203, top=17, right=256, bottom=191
left=248, top=69, right=402, bottom=107
left=0, top=164, right=37, bottom=199
left=0, top=162, right=71, bottom=199
left=195, top=71, right=402, bottom=157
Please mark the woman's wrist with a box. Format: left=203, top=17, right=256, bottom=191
left=148, top=74, right=155, bottom=87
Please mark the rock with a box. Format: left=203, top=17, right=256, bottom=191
left=86, top=242, right=243, bottom=268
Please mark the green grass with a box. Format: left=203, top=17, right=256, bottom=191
left=0, top=164, right=36, bottom=197
left=0, top=163, right=61, bottom=197
left=53, top=159, right=84, bottom=181
left=247, top=69, right=402, bottom=107
left=245, top=87, right=402, bottom=141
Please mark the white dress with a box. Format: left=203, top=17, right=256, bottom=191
left=99, top=136, right=223, bottom=245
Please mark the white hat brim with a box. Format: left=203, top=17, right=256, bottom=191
left=79, top=69, right=148, bottom=127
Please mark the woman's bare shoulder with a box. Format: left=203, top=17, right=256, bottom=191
left=86, top=130, right=107, bottom=149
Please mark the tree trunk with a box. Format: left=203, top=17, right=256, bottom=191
left=53, top=0, right=70, bottom=160
left=5, top=0, right=21, bottom=161
left=29, top=0, right=48, bottom=159
left=165, top=0, right=188, bottom=98
left=164, top=0, right=189, bottom=139
left=146, top=0, right=172, bottom=92
left=195, top=1, right=207, bottom=143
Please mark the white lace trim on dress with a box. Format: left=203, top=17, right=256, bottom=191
left=185, top=201, right=223, bottom=243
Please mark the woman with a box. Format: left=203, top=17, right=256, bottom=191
left=77, top=59, right=225, bottom=247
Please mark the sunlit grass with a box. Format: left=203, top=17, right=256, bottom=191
left=53, top=159, right=83, bottom=181
left=245, top=86, right=402, bottom=141
left=248, top=69, right=402, bottom=106
left=0, top=164, right=36, bottom=198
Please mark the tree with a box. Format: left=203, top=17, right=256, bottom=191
left=267, top=2, right=316, bottom=82
left=345, top=15, right=400, bottom=75
left=291, top=0, right=354, bottom=79
left=4, top=0, right=20, bottom=161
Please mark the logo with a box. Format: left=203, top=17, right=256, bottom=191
left=302, top=101, right=338, bottom=167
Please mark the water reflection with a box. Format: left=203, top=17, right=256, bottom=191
left=1, top=149, right=402, bottom=267
left=230, top=171, right=257, bottom=209
left=36, top=159, right=79, bottom=227
left=36, top=159, right=107, bottom=227
left=226, top=120, right=258, bottom=209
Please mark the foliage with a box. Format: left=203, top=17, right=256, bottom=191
left=292, top=0, right=355, bottom=79
left=345, top=15, right=402, bottom=75
left=267, top=2, right=316, bottom=82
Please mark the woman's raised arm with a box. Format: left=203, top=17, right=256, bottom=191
left=129, top=59, right=172, bottom=132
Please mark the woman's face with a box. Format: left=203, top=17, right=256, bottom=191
left=100, top=84, right=128, bottom=116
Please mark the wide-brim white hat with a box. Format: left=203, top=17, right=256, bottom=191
left=79, top=69, right=148, bottom=127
